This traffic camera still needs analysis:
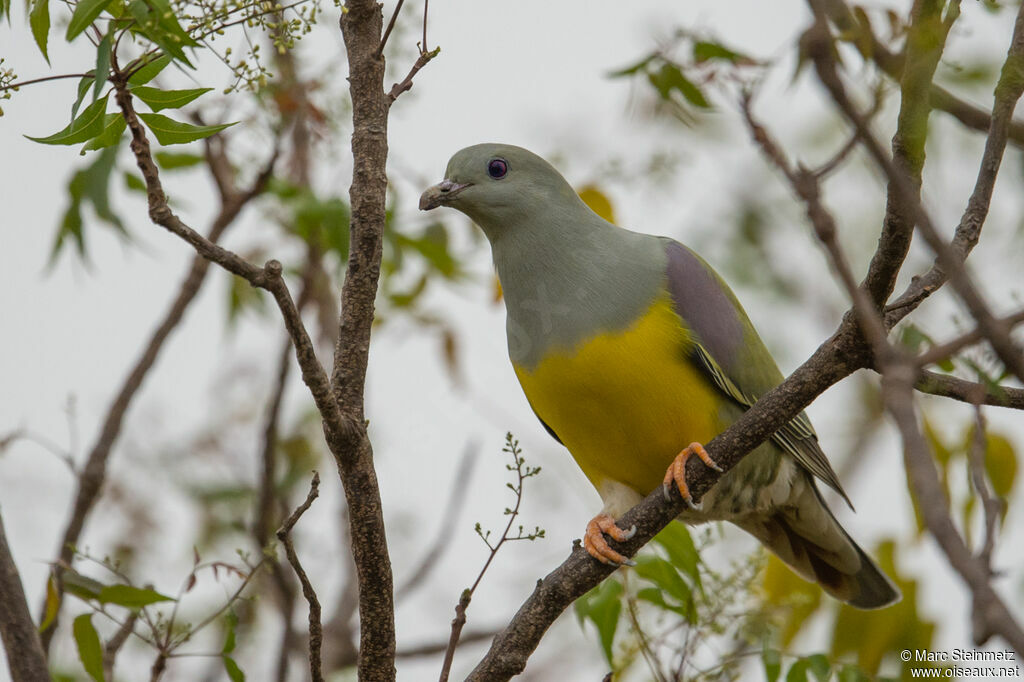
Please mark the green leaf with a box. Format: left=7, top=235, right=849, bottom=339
left=127, top=0, right=195, bottom=66
left=72, top=614, right=105, bottom=682
left=27, top=94, right=109, bottom=145
left=981, top=431, right=1017, bottom=498
left=786, top=655, right=831, bottom=682
left=71, top=75, right=95, bottom=120
left=648, top=62, right=711, bottom=108
left=651, top=521, right=700, bottom=589
left=633, top=555, right=692, bottom=604
left=97, top=584, right=175, bottom=608
left=636, top=586, right=695, bottom=623
left=222, top=610, right=238, bottom=654
left=223, top=657, right=245, bottom=682
left=155, top=151, right=204, bottom=169
left=573, top=578, right=622, bottom=665
left=29, top=0, right=50, bottom=62
left=124, top=171, right=147, bottom=193
left=93, top=32, right=112, bottom=101
left=66, top=0, right=115, bottom=40
left=39, top=575, right=61, bottom=632
left=138, top=113, right=234, bottom=145
left=608, top=52, right=656, bottom=78
left=762, top=643, right=781, bottom=682
left=693, top=40, right=753, bottom=64
left=61, top=570, right=107, bottom=602
left=81, top=114, right=126, bottom=151
left=127, top=53, right=172, bottom=86
left=132, top=85, right=212, bottom=111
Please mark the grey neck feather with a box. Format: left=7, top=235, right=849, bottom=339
left=484, top=201, right=667, bottom=369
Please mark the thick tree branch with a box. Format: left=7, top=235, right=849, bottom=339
left=0, top=508, right=49, bottom=682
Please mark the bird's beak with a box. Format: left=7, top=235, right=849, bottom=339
left=419, top=179, right=472, bottom=211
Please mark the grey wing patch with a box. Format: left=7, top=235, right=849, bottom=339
left=691, top=344, right=853, bottom=509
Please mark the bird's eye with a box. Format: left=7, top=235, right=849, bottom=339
left=487, top=158, right=508, bottom=179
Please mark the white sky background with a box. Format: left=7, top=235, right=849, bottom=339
left=2, top=0, right=1024, bottom=680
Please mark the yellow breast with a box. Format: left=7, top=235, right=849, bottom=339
left=514, top=295, right=725, bottom=497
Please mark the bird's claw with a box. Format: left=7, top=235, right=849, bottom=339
left=662, top=442, right=720, bottom=510
left=584, top=514, right=637, bottom=567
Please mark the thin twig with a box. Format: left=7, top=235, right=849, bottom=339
left=967, top=404, right=1001, bottom=569
left=277, top=473, right=324, bottom=682
left=915, top=370, right=1024, bottom=410
left=378, top=0, right=406, bottom=56
left=387, top=46, right=440, bottom=103
left=1, top=72, right=93, bottom=91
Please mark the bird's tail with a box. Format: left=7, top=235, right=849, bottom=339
left=736, top=477, right=900, bottom=610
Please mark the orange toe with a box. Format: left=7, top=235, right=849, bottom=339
left=583, top=513, right=637, bottom=566
left=662, top=442, right=722, bottom=509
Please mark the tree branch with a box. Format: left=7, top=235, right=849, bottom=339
left=0, top=508, right=49, bottom=682
left=40, top=107, right=278, bottom=653
left=885, top=2, right=1024, bottom=326
left=884, top=365, right=1024, bottom=653
left=277, top=473, right=324, bottom=682
left=819, top=0, right=1024, bottom=148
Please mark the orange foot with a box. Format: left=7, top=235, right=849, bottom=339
left=583, top=513, right=637, bottom=567
left=662, top=442, right=724, bottom=510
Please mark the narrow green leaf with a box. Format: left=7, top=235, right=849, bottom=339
left=762, top=643, right=782, bottom=682
left=29, top=0, right=50, bottom=62
left=39, top=575, right=61, bottom=632
left=223, top=656, right=245, bottom=682
left=72, top=614, right=105, bottom=682
left=154, top=151, right=204, bottom=169
left=132, top=85, right=212, bottom=112
left=139, top=113, right=234, bottom=145
left=127, top=0, right=194, bottom=66
left=81, top=114, right=126, bottom=151
left=66, top=0, right=115, bottom=40
left=61, top=570, right=107, bottom=601
left=222, top=611, right=238, bottom=654
left=693, top=40, right=753, bottom=65
left=127, top=52, right=171, bottom=86
left=652, top=521, right=700, bottom=588
left=636, top=586, right=695, bottom=623
left=97, top=584, right=175, bottom=608
left=633, top=555, right=692, bottom=604
left=608, top=52, right=656, bottom=77
left=71, top=75, right=95, bottom=120
left=79, top=145, right=126, bottom=232
left=786, top=658, right=811, bottom=682
left=573, top=578, right=622, bottom=665
left=93, top=32, right=112, bottom=100
left=27, top=94, right=109, bottom=145
left=124, top=171, right=147, bottom=192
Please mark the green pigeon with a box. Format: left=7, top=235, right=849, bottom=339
left=420, top=143, right=899, bottom=609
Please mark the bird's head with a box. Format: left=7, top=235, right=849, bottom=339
left=419, top=143, right=582, bottom=239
